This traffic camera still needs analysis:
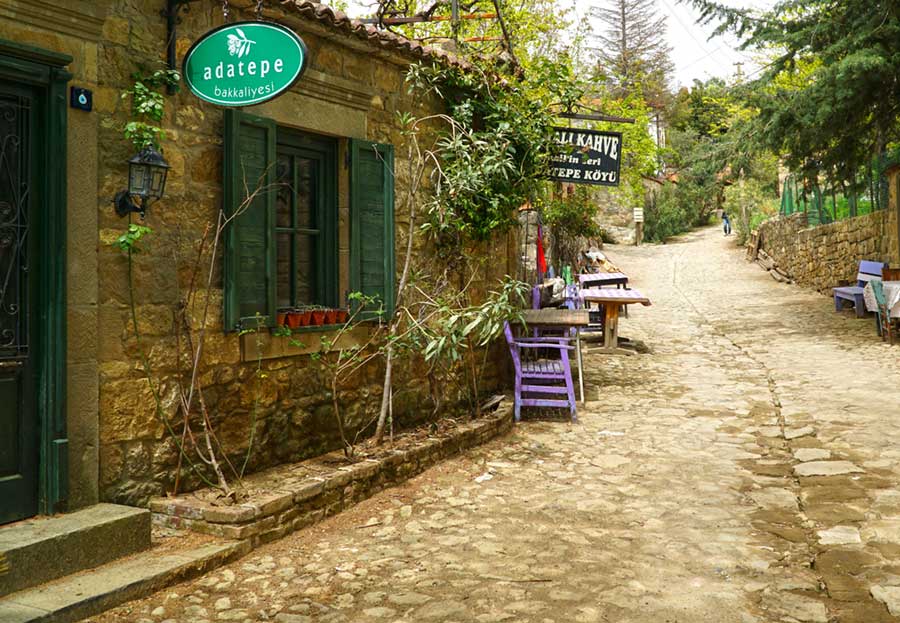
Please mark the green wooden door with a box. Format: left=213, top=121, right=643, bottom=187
left=0, top=78, right=39, bottom=524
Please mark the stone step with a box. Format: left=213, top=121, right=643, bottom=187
left=0, top=503, right=151, bottom=598
left=0, top=539, right=247, bottom=623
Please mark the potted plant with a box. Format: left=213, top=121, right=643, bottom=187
left=295, top=306, right=312, bottom=326
left=286, top=310, right=302, bottom=328
left=310, top=306, right=326, bottom=326
left=324, top=308, right=338, bottom=325
left=276, top=309, right=289, bottom=327
left=335, top=308, right=349, bottom=324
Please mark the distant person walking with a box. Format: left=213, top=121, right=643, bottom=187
left=722, top=210, right=732, bottom=236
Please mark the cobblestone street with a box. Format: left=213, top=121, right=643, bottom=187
left=91, top=228, right=900, bottom=623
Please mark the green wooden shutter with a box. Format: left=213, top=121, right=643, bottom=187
left=223, top=109, right=277, bottom=331
left=350, top=139, right=395, bottom=319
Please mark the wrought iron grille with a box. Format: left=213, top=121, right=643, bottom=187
left=0, top=92, right=30, bottom=361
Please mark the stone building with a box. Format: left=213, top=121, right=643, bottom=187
left=0, top=0, right=517, bottom=528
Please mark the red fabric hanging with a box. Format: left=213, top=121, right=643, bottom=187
left=536, top=223, right=548, bottom=275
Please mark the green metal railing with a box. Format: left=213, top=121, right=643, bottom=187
left=781, top=151, right=899, bottom=226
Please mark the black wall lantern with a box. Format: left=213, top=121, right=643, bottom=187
left=114, top=146, right=170, bottom=218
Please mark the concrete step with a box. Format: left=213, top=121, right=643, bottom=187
left=0, top=503, right=151, bottom=597
left=0, top=539, right=247, bottom=623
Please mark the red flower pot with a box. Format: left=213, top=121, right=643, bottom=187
left=324, top=309, right=338, bottom=325
left=336, top=309, right=349, bottom=323
left=296, top=310, right=311, bottom=326
left=276, top=312, right=287, bottom=327
left=310, top=310, right=326, bottom=326
left=286, top=312, right=301, bottom=328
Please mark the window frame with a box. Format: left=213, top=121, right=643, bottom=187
left=274, top=129, right=338, bottom=309
left=224, top=110, right=397, bottom=335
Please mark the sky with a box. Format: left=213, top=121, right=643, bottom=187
left=623, top=0, right=778, bottom=88
left=340, top=0, right=777, bottom=88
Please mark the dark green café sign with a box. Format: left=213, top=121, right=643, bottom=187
left=183, top=22, right=307, bottom=107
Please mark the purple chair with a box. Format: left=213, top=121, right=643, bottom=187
left=504, top=322, right=577, bottom=423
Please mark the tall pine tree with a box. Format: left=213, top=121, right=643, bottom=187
left=683, top=0, right=900, bottom=182
left=591, top=0, right=674, bottom=106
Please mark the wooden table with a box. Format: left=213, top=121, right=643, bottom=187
left=578, top=272, right=629, bottom=289
left=522, top=309, right=590, bottom=404
left=580, top=288, right=651, bottom=354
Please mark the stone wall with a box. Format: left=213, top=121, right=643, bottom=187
left=594, top=186, right=636, bottom=244
left=90, top=2, right=516, bottom=504
left=756, top=173, right=900, bottom=293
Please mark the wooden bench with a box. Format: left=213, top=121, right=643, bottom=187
left=833, top=260, right=885, bottom=318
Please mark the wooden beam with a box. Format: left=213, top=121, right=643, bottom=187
left=558, top=112, right=636, bottom=124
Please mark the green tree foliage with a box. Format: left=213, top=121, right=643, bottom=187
left=644, top=183, right=688, bottom=242
left=669, top=78, right=735, bottom=138
left=723, top=177, right=778, bottom=244
left=591, top=91, right=659, bottom=210
left=540, top=185, right=603, bottom=240
left=590, top=0, right=674, bottom=107
left=367, top=0, right=586, bottom=69
left=682, top=0, right=900, bottom=182
left=645, top=76, right=778, bottom=242
left=408, top=58, right=583, bottom=247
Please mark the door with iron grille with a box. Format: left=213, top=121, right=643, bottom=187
left=0, top=78, right=38, bottom=524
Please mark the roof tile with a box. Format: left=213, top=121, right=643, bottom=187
left=281, top=1, right=473, bottom=69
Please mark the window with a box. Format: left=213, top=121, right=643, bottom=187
left=274, top=131, right=338, bottom=310
left=223, top=109, right=395, bottom=332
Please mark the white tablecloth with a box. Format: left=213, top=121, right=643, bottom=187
left=864, top=281, right=900, bottom=318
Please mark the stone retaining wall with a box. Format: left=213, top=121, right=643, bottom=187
left=151, top=404, right=513, bottom=547
left=756, top=209, right=898, bottom=293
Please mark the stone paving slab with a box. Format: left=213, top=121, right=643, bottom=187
left=0, top=541, right=246, bottom=623
left=0, top=504, right=151, bottom=597
left=794, top=460, right=865, bottom=477
left=794, top=447, right=831, bottom=462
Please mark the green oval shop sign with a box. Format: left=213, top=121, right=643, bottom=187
left=183, top=22, right=307, bottom=107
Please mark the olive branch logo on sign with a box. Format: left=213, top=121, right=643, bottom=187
left=227, top=28, right=256, bottom=58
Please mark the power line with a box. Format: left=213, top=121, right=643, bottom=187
left=657, top=0, right=748, bottom=67
left=677, top=45, right=725, bottom=72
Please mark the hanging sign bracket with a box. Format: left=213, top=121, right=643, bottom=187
left=163, top=0, right=202, bottom=93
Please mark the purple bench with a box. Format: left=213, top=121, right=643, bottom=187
left=833, top=260, right=885, bottom=318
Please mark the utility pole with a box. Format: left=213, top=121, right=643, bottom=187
left=733, top=61, right=744, bottom=83
left=655, top=110, right=662, bottom=174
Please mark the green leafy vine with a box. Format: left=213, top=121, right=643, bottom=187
left=407, top=60, right=582, bottom=253
left=121, top=68, right=180, bottom=151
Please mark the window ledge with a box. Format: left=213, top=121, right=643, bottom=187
left=239, top=324, right=372, bottom=362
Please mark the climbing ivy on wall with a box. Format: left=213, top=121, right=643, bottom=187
left=407, top=59, right=582, bottom=251
left=120, top=68, right=180, bottom=151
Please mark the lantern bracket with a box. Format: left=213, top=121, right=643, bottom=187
left=114, top=191, right=150, bottom=219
